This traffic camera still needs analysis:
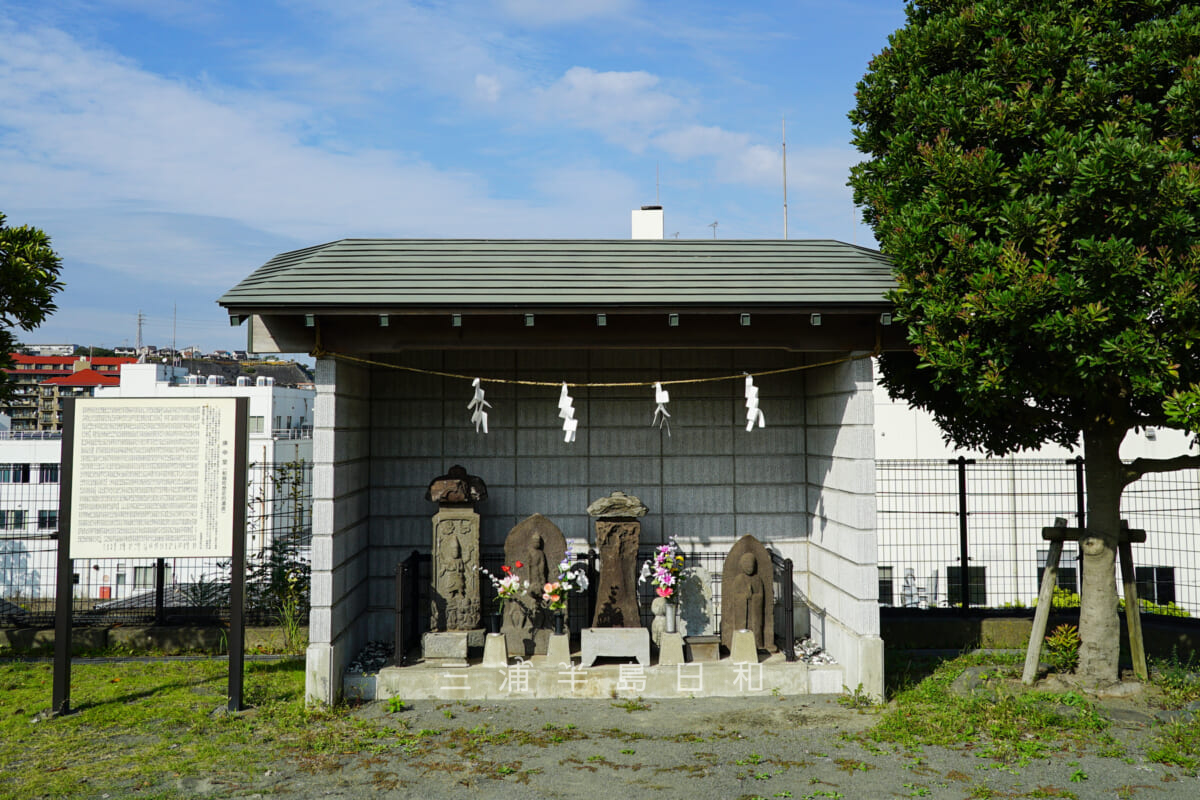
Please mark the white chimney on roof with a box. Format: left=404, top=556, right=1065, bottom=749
left=632, top=205, right=664, bottom=240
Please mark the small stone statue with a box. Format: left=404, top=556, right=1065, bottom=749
left=502, top=514, right=566, bottom=656
left=721, top=534, right=775, bottom=651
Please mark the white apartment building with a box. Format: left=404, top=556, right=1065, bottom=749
left=0, top=363, right=314, bottom=605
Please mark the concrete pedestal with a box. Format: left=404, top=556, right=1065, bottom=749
left=481, top=633, right=508, bottom=668
left=545, top=634, right=572, bottom=667
left=658, top=632, right=685, bottom=666
left=730, top=629, right=759, bottom=664
left=580, top=627, right=650, bottom=667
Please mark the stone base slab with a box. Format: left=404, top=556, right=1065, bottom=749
left=423, top=631, right=468, bottom=666
left=685, top=634, right=720, bottom=662
left=581, top=627, right=650, bottom=667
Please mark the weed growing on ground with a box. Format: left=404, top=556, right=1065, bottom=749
left=836, top=683, right=878, bottom=711
left=611, top=696, right=652, bottom=712
left=866, top=652, right=1111, bottom=766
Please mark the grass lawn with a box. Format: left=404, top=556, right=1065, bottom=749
left=0, top=658, right=387, bottom=798
left=3, top=651, right=1199, bottom=797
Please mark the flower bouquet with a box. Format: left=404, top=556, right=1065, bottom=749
left=639, top=538, right=685, bottom=603
left=541, top=541, right=589, bottom=614
left=480, top=562, right=529, bottom=615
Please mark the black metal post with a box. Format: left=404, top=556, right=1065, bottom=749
left=782, top=557, right=795, bottom=662
left=394, top=555, right=412, bottom=665
left=154, top=558, right=166, bottom=625
left=951, top=456, right=974, bottom=610
left=51, top=399, right=77, bottom=716
left=227, top=397, right=249, bottom=712
left=586, top=548, right=598, bottom=626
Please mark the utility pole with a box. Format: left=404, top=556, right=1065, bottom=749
left=709, top=221, right=718, bottom=239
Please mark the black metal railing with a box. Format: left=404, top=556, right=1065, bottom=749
left=0, top=461, right=312, bottom=628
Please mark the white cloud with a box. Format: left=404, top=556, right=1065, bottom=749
left=652, top=124, right=778, bottom=185
left=534, top=67, right=680, bottom=142
left=475, top=73, right=502, bottom=104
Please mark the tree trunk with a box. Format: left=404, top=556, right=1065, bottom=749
left=1076, top=426, right=1125, bottom=685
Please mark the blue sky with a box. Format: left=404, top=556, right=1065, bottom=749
left=1, top=0, right=906, bottom=354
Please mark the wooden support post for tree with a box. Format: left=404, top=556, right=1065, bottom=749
left=1117, top=521, right=1149, bottom=682
left=1022, top=518, right=1148, bottom=686
left=1023, top=518, right=1066, bottom=685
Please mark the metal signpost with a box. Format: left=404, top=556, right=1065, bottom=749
left=52, top=397, right=248, bottom=715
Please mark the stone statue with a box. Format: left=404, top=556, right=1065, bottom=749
left=721, top=534, right=775, bottom=652
left=650, top=596, right=668, bottom=648
left=502, top=514, right=566, bottom=656
left=427, top=466, right=485, bottom=632
left=431, top=517, right=481, bottom=630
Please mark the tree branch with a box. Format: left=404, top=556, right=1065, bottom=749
left=1124, top=454, right=1200, bottom=485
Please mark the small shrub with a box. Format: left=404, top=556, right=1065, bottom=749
left=1043, top=624, right=1080, bottom=674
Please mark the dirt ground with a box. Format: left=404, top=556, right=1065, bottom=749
left=207, top=687, right=1197, bottom=800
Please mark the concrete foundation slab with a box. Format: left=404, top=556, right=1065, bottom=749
left=368, top=651, right=844, bottom=700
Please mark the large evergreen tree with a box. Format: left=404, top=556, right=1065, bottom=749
left=0, top=213, right=65, bottom=400
left=850, top=0, right=1200, bottom=683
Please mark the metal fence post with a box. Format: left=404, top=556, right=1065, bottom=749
left=951, top=456, right=975, bottom=610
left=782, top=557, right=795, bottom=661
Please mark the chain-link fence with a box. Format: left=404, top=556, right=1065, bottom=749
left=877, top=458, right=1200, bottom=616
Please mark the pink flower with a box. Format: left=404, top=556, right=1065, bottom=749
left=656, top=586, right=673, bottom=598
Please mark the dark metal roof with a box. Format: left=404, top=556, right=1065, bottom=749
left=218, top=239, right=895, bottom=312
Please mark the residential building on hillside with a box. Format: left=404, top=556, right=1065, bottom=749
left=0, top=362, right=314, bottom=607
left=1, top=354, right=137, bottom=433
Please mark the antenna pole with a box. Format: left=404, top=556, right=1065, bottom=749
left=709, top=221, right=718, bottom=239
left=782, top=117, right=789, bottom=240
left=656, top=163, right=660, bottom=205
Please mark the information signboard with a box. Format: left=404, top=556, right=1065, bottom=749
left=53, top=397, right=248, bottom=716
left=70, top=399, right=238, bottom=559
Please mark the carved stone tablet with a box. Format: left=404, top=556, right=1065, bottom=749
left=678, top=565, right=715, bottom=637
left=721, top=534, right=774, bottom=652
left=502, top=514, right=566, bottom=656
left=430, top=507, right=480, bottom=631
left=591, top=519, right=641, bottom=627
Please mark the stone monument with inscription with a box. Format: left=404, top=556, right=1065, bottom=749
left=588, top=491, right=646, bottom=628
left=678, top=565, right=715, bottom=637
left=721, top=534, right=775, bottom=652
left=426, top=466, right=486, bottom=633
left=503, top=513, right=566, bottom=657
